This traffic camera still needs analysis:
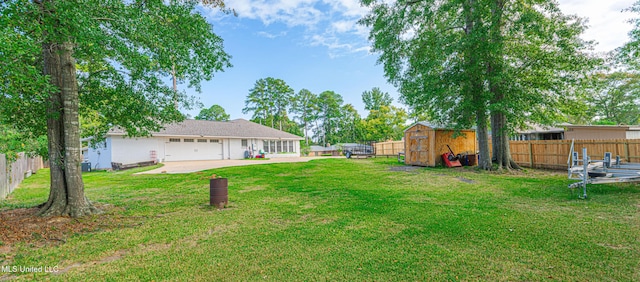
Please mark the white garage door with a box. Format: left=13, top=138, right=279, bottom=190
left=165, top=138, right=223, bottom=161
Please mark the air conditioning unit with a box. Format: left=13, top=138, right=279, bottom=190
left=81, top=162, right=91, bottom=172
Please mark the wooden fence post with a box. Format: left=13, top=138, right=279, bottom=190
left=528, top=141, right=534, bottom=168
left=625, top=141, right=630, bottom=162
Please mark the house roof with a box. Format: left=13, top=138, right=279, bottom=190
left=516, top=124, right=565, bottom=134
left=565, top=124, right=640, bottom=131
left=108, top=119, right=303, bottom=140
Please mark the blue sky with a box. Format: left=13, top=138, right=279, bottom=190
left=180, top=0, right=638, bottom=120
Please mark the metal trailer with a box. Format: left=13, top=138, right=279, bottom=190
left=568, top=141, right=640, bottom=198
left=344, top=142, right=376, bottom=159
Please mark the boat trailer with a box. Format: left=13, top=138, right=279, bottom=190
left=568, top=144, right=640, bottom=198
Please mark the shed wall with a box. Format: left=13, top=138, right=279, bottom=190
left=433, top=130, right=477, bottom=166
left=405, top=124, right=435, bottom=166
left=404, top=123, right=476, bottom=167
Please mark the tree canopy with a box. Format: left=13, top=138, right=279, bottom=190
left=291, top=89, right=320, bottom=145
left=362, top=87, right=392, bottom=111
left=361, top=0, right=596, bottom=169
left=243, top=77, right=294, bottom=130
left=0, top=0, right=231, bottom=217
left=195, top=104, right=230, bottom=121
left=587, top=71, right=640, bottom=125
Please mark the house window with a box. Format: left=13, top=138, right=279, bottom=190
left=184, top=139, right=194, bottom=142
left=210, top=139, right=220, bottom=143
left=289, top=141, right=294, bottom=152
left=277, top=141, right=282, bottom=152
left=169, top=138, right=180, bottom=142
left=270, top=140, right=275, bottom=153
left=263, top=140, right=269, bottom=153
left=241, top=139, right=248, bottom=147
left=197, top=139, right=207, bottom=143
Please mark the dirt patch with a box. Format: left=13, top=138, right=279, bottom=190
left=238, top=186, right=266, bottom=193
left=597, top=243, right=630, bottom=250
left=388, top=166, right=421, bottom=173
left=269, top=218, right=291, bottom=226
left=55, top=249, right=129, bottom=275
left=456, top=177, right=476, bottom=184
left=0, top=245, right=13, bottom=270
left=0, top=204, right=141, bottom=248
left=139, top=243, right=173, bottom=252
left=207, top=224, right=238, bottom=235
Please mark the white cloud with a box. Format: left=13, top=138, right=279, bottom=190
left=204, top=0, right=373, bottom=57
left=220, top=0, right=324, bottom=27
left=203, top=0, right=638, bottom=56
left=256, top=31, right=288, bottom=38
left=332, top=20, right=356, bottom=33
left=323, top=0, right=369, bottom=17
left=310, top=33, right=371, bottom=58
left=558, top=0, right=636, bottom=52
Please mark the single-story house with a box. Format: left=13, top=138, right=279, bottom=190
left=86, top=119, right=304, bottom=169
left=565, top=125, right=640, bottom=140
left=512, top=124, right=565, bottom=140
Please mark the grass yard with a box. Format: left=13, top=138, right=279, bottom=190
left=1, top=158, right=640, bottom=281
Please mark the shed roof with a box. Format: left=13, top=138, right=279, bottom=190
left=108, top=119, right=303, bottom=140
left=404, top=121, right=475, bottom=132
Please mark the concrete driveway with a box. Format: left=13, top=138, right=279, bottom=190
left=136, top=156, right=341, bottom=174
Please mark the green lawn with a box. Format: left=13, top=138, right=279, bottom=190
left=2, top=158, right=640, bottom=281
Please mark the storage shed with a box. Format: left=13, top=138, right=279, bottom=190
left=404, top=122, right=477, bottom=167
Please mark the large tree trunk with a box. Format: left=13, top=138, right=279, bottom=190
left=490, top=111, right=520, bottom=170
left=475, top=104, right=492, bottom=170
left=39, top=42, right=100, bottom=217
left=463, top=0, right=491, bottom=170
left=487, top=0, right=520, bottom=170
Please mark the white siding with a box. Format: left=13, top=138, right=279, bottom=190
left=626, top=131, right=640, bottom=139
left=86, top=138, right=113, bottom=170
left=228, top=139, right=245, bottom=159
left=91, top=135, right=302, bottom=166
left=112, top=137, right=163, bottom=165
left=164, top=138, right=223, bottom=161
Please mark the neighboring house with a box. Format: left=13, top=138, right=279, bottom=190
left=513, top=124, right=565, bottom=141
left=565, top=125, right=640, bottom=140
left=86, top=119, right=304, bottom=169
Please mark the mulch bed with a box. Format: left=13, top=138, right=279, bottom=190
left=0, top=204, right=139, bottom=247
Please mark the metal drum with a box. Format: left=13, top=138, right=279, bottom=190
left=209, top=178, right=228, bottom=208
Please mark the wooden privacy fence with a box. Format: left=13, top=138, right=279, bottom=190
left=510, top=139, right=640, bottom=170
left=0, top=153, right=45, bottom=199
left=375, top=141, right=404, bottom=156
left=377, top=139, right=640, bottom=170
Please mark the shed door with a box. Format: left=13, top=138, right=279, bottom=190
left=409, top=136, right=430, bottom=166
